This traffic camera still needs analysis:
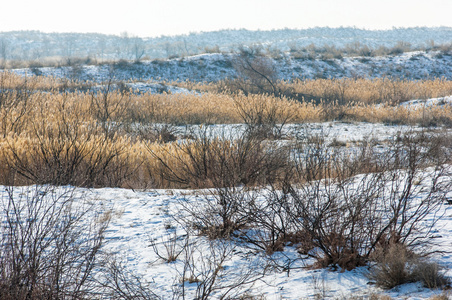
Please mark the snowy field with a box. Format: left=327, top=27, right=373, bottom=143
left=87, top=123, right=452, bottom=299
left=90, top=182, right=452, bottom=299
left=2, top=122, right=451, bottom=299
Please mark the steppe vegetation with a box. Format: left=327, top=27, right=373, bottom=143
left=1, top=55, right=452, bottom=298
left=1, top=71, right=452, bottom=188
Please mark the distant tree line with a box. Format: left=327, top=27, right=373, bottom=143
left=1, top=27, right=452, bottom=69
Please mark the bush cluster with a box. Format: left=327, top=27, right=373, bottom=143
left=171, top=129, right=452, bottom=269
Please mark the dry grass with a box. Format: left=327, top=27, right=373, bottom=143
left=368, top=243, right=450, bottom=290
left=190, top=77, right=452, bottom=105
left=428, top=293, right=451, bottom=300
left=146, top=131, right=290, bottom=189
left=287, top=78, right=452, bottom=105
left=1, top=72, right=452, bottom=187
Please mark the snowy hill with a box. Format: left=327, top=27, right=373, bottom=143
left=1, top=27, right=452, bottom=62
left=10, top=50, right=452, bottom=85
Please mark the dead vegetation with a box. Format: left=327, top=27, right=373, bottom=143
left=1, top=70, right=452, bottom=298
left=1, top=71, right=452, bottom=188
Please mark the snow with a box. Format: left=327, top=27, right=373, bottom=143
left=8, top=50, right=452, bottom=88
left=2, top=123, right=451, bottom=299
left=401, top=96, right=452, bottom=109
left=3, top=27, right=452, bottom=298
left=21, top=172, right=451, bottom=299
left=168, top=122, right=425, bottom=147
left=2, top=28, right=452, bottom=61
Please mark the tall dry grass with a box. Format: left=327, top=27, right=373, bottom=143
left=288, top=78, right=452, bottom=105
left=1, top=72, right=452, bottom=187
left=187, top=77, right=452, bottom=106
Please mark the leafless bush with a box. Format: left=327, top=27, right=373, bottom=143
left=175, top=238, right=265, bottom=300
left=179, top=187, right=257, bottom=240
left=149, top=127, right=290, bottom=241
left=234, top=129, right=452, bottom=270
left=239, top=187, right=298, bottom=255
left=170, top=128, right=451, bottom=273
left=97, top=258, right=160, bottom=300
left=150, top=230, right=185, bottom=263
left=291, top=131, right=450, bottom=269
left=0, top=73, right=35, bottom=137
left=0, top=185, right=109, bottom=299
left=289, top=130, right=381, bottom=182
left=89, top=79, right=130, bottom=136
left=233, top=94, right=296, bottom=139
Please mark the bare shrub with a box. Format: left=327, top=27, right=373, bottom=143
left=233, top=93, right=297, bottom=139
left=150, top=230, right=185, bottom=263
left=89, top=80, right=130, bottom=135
left=230, top=46, right=280, bottom=97
left=253, top=129, right=452, bottom=270
left=155, top=129, right=290, bottom=240
left=0, top=72, right=36, bottom=137
left=190, top=129, right=450, bottom=271
left=239, top=187, right=298, bottom=255
left=0, top=185, right=109, bottom=299
left=175, top=238, right=264, bottom=300
left=97, top=258, right=160, bottom=300
left=179, top=187, right=257, bottom=240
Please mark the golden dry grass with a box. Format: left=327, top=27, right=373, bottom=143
left=288, top=78, right=452, bottom=104
left=1, top=72, right=452, bottom=187
left=185, top=77, right=452, bottom=105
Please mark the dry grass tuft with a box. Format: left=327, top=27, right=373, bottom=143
left=368, top=243, right=450, bottom=290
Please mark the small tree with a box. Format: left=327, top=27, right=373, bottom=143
left=230, top=46, right=280, bottom=96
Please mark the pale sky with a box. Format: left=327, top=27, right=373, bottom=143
left=1, top=0, right=451, bottom=37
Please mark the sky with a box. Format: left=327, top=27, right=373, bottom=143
left=1, top=0, right=452, bottom=37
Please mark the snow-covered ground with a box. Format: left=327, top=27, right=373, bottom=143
left=90, top=184, right=452, bottom=299
left=401, top=96, right=452, bottom=109
left=9, top=50, right=452, bottom=86
left=2, top=122, right=451, bottom=299
left=169, top=122, right=424, bottom=146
